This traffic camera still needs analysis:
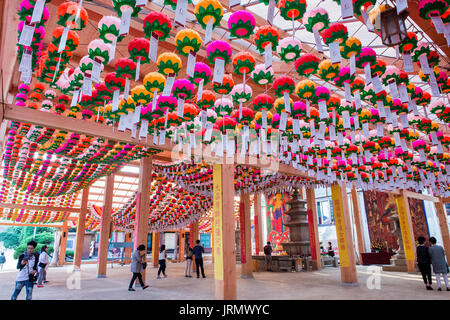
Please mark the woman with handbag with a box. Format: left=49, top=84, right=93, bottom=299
left=11, top=241, right=39, bottom=300
left=157, top=244, right=167, bottom=279
left=37, top=245, right=50, bottom=287
left=128, top=244, right=149, bottom=291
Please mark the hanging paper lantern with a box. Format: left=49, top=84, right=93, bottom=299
left=418, top=0, right=448, bottom=20
left=174, top=29, right=202, bottom=56
left=295, top=54, right=320, bottom=77
left=318, top=59, right=340, bottom=81
left=214, top=98, right=234, bottom=116
left=277, top=37, right=302, bottom=63
left=274, top=97, right=294, bottom=114
left=350, top=77, right=365, bottom=93
left=173, top=79, right=195, bottom=100
left=189, top=62, right=212, bottom=86
left=252, top=94, right=273, bottom=112
left=321, top=23, right=348, bottom=45
left=412, top=41, right=431, bottom=62
left=356, top=47, right=377, bottom=68
left=254, top=25, right=280, bottom=53
left=56, top=1, right=88, bottom=30
left=231, top=84, right=252, bottom=104
left=157, top=52, right=182, bottom=75
left=119, top=97, right=136, bottom=113
left=278, top=0, right=307, bottom=21
left=98, top=16, right=124, bottom=43
left=228, top=10, right=256, bottom=39
left=213, top=74, right=234, bottom=94
left=143, top=12, right=172, bottom=41
left=303, top=8, right=329, bottom=32
left=251, top=64, right=274, bottom=85
left=131, top=85, right=152, bottom=105
left=143, top=72, right=166, bottom=93
left=194, top=0, right=224, bottom=29
left=157, top=96, right=177, bottom=112
left=51, top=27, right=80, bottom=52
left=295, top=79, right=317, bottom=100
left=105, top=72, right=126, bottom=92
left=232, top=52, right=256, bottom=75
left=272, top=76, right=295, bottom=97
left=128, top=37, right=150, bottom=65
left=425, top=50, right=440, bottom=67
left=115, top=58, right=137, bottom=80
left=340, top=37, right=362, bottom=59
left=206, top=40, right=232, bottom=65
left=370, top=58, right=386, bottom=78
left=44, top=89, right=56, bottom=100
left=381, top=65, right=400, bottom=86
left=353, top=0, right=376, bottom=16
left=197, top=90, right=216, bottom=109
left=334, top=67, right=355, bottom=87
left=399, top=32, right=418, bottom=53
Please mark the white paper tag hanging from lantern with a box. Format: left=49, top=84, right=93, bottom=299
left=318, top=100, right=327, bottom=119
left=151, top=90, right=158, bottom=111
left=187, top=52, right=196, bottom=77
left=384, top=107, right=392, bottom=124
left=341, top=0, right=354, bottom=18
left=313, top=28, right=324, bottom=53
left=177, top=98, right=185, bottom=117
left=431, top=15, right=446, bottom=34
left=197, top=79, right=204, bottom=102
left=201, top=110, right=207, bottom=128
left=174, top=0, right=188, bottom=27
left=213, top=58, right=225, bottom=84
left=430, top=131, right=439, bottom=145
left=163, top=74, right=175, bottom=96
left=230, top=0, right=241, bottom=7
left=419, top=54, right=432, bottom=74
left=136, top=0, right=148, bottom=6
left=396, top=0, right=408, bottom=13
left=329, top=41, right=341, bottom=64
left=123, top=78, right=130, bottom=100
left=133, top=105, right=141, bottom=124
left=19, top=50, right=32, bottom=74
left=309, top=119, right=316, bottom=136
left=354, top=115, right=360, bottom=130
left=264, top=43, right=273, bottom=69
left=239, top=101, right=243, bottom=119
left=354, top=91, right=362, bottom=110
left=376, top=100, right=385, bottom=116
left=293, top=119, right=300, bottom=135
left=204, top=18, right=214, bottom=45
left=372, top=75, right=383, bottom=93
left=306, top=99, right=311, bottom=117
left=399, top=114, right=409, bottom=128
left=279, top=112, right=287, bottom=131
left=153, top=131, right=159, bottom=145
left=317, top=123, right=326, bottom=140
left=429, top=72, right=441, bottom=96
left=329, top=125, right=336, bottom=141
left=262, top=109, right=268, bottom=128
left=19, top=24, right=35, bottom=48
left=118, top=114, right=127, bottom=132
left=391, top=113, right=399, bottom=127
left=139, top=119, right=149, bottom=140
left=119, top=7, right=132, bottom=36
left=361, top=10, right=374, bottom=32
left=283, top=92, right=291, bottom=113
left=71, top=90, right=80, bottom=107
left=402, top=52, right=413, bottom=72
left=149, top=35, right=159, bottom=62
left=131, top=124, right=137, bottom=139
left=91, top=60, right=102, bottom=83
left=344, top=82, right=352, bottom=102
left=388, top=80, right=399, bottom=99
left=267, top=0, right=275, bottom=25
left=108, top=37, right=118, bottom=63
left=362, top=122, right=369, bottom=136
left=204, top=123, right=213, bottom=142
left=30, top=0, right=46, bottom=24
left=349, top=54, right=356, bottom=75
left=364, top=63, right=372, bottom=83
left=337, top=132, right=344, bottom=145
left=56, top=26, right=70, bottom=53
left=376, top=123, right=383, bottom=137
left=82, top=76, right=92, bottom=96
left=394, top=132, right=401, bottom=147
left=400, top=139, right=408, bottom=152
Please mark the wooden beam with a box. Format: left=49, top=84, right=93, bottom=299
left=58, top=220, right=68, bottom=266
left=73, top=187, right=89, bottom=269
left=239, top=191, right=253, bottom=278
left=306, top=187, right=322, bottom=270
left=97, top=173, right=114, bottom=278
left=133, top=156, right=152, bottom=283
left=152, top=232, right=160, bottom=268
left=394, top=190, right=417, bottom=273
left=434, top=199, right=450, bottom=264
left=351, top=185, right=366, bottom=261
left=213, top=163, right=236, bottom=300
left=404, top=190, right=439, bottom=202
left=0, top=221, right=63, bottom=228
left=0, top=203, right=80, bottom=213
left=330, top=183, right=358, bottom=285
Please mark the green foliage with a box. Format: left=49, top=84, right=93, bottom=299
left=13, top=229, right=55, bottom=260
left=66, top=250, right=74, bottom=258
left=0, top=228, right=21, bottom=249
left=0, top=226, right=55, bottom=250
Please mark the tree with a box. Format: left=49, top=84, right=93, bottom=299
left=0, top=227, right=22, bottom=249
left=13, top=230, right=56, bottom=259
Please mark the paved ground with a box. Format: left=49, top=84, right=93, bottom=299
left=1, top=260, right=449, bottom=300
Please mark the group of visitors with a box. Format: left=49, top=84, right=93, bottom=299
left=10, top=241, right=51, bottom=300
left=417, top=236, right=450, bottom=291
left=128, top=239, right=206, bottom=291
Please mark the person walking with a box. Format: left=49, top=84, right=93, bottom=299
left=428, top=237, right=450, bottom=291
left=263, top=242, right=273, bottom=271
left=157, top=244, right=167, bottom=279
left=193, top=240, right=205, bottom=278
left=185, top=246, right=193, bottom=278
left=11, top=241, right=39, bottom=300
left=128, top=244, right=149, bottom=291
left=327, top=242, right=335, bottom=257
left=0, top=252, right=5, bottom=270
left=416, top=236, right=433, bottom=290
left=36, top=245, right=50, bottom=287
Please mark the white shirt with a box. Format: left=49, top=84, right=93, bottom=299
left=16, top=254, right=35, bottom=282
left=159, top=250, right=166, bottom=260
left=38, top=252, right=49, bottom=269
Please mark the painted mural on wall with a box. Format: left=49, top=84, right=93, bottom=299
left=266, top=192, right=291, bottom=252
left=363, top=191, right=429, bottom=250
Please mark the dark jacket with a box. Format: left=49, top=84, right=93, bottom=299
left=417, top=245, right=431, bottom=264
left=264, top=245, right=272, bottom=256
left=17, top=253, right=39, bottom=271
left=192, top=245, right=204, bottom=259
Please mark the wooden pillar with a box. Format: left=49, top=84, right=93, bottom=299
left=96, top=174, right=114, bottom=278
left=73, top=187, right=90, bottom=269
left=394, top=191, right=417, bottom=272
left=330, top=183, right=358, bottom=285
left=152, top=232, right=160, bottom=267
left=179, top=231, right=185, bottom=262
left=213, top=163, right=236, bottom=300
left=306, top=187, right=322, bottom=270
left=133, top=157, right=152, bottom=282
left=58, top=220, right=69, bottom=266
left=124, top=232, right=132, bottom=264
left=435, top=200, right=450, bottom=263
left=351, top=186, right=366, bottom=260
left=239, top=191, right=253, bottom=278
left=253, top=193, right=261, bottom=255
left=192, top=220, right=199, bottom=244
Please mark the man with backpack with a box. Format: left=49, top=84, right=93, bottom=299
left=11, top=241, right=39, bottom=300
left=264, top=242, right=273, bottom=272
